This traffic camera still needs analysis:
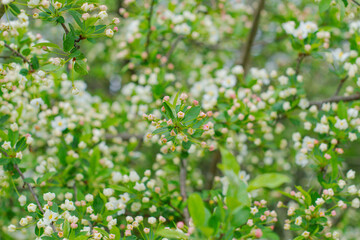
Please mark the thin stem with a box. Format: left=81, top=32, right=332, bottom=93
left=180, top=158, right=190, bottom=225
left=240, top=0, right=265, bottom=77
left=13, top=164, right=44, bottom=214
left=309, top=93, right=360, bottom=108
left=4, top=43, right=33, bottom=71
left=162, top=35, right=184, bottom=66
left=145, top=0, right=156, bottom=56
left=333, top=76, right=348, bottom=97
left=295, top=53, right=308, bottom=76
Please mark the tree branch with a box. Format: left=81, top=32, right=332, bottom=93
left=4, top=43, right=33, bottom=71
left=162, top=35, right=184, bottom=66
left=333, top=76, right=348, bottom=97
left=309, top=93, right=360, bottom=108
left=295, top=53, right=308, bottom=76
left=240, top=0, right=265, bottom=77
left=180, top=157, right=190, bottom=225
left=145, top=0, right=156, bottom=56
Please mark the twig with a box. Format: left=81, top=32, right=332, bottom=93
left=162, top=35, right=184, bottom=66
left=145, top=0, right=156, bottom=55
left=352, top=0, right=360, bottom=7
left=206, top=149, right=221, bottom=190
left=167, top=201, right=185, bottom=218
left=4, top=43, right=33, bottom=71
left=333, top=76, right=348, bottom=97
left=180, top=158, right=190, bottom=225
left=309, top=93, right=360, bottom=108
left=295, top=53, right=308, bottom=76
left=60, top=23, right=69, bottom=35
left=13, top=164, right=44, bottom=214
left=240, top=0, right=265, bottom=77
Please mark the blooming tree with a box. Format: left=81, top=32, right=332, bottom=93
left=1, top=0, right=360, bottom=239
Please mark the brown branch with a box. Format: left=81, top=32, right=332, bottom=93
left=145, top=0, right=156, bottom=55
left=162, top=35, right=184, bottom=66
left=60, top=23, right=69, bottom=35
left=13, top=164, right=44, bottom=214
left=240, top=0, right=265, bottom=77
left=295, top=53, right=308, bottom=76
left=333, top=76, right=348, bottom=97
left=352, top=0, right=360, bottom=6
left=4, top=43, right=33, bottom=71
left=309, top=93, right=360, bottom=108
left=180, top=158, right=190, bottom=225
left=206, top=149, right=221, bottom=190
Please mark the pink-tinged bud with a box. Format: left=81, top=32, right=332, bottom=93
left=209, top=145, right=215, bottom=151
left=114, top=27, right=118, bottom=32
left=177, top=221, right=185, bottom=229
left=324, top=153, right=331, bottom=160
left=177, top=111, right=185, bottom=119
left=120, top=224, right=125, bottom=229
left=238, top=113, right=245, bottom=120
left=290, top=191, right=296, bottom=196
left=167, top=119, right=173, bottom=126
left=336, top=148, right=344, bottom=154
left=193, top=100, right=199, bottom=106
left=156, top=54, right=161, bottom=59
left=125, top=230, right=131, bottom=236
left=201, top=142, right=207, bottom=148
left=264, top=210, right=270, bottom=216
left=163, top=96, right=170, bottom=101
left=254, top=201, right=260, bottom=206
left=75, top=201, right=81, bottom=206
left=151, top=26, right=156, bottom=31
left=123, top=12, right=129, bottom=18
left=48, top=201, right=53, bottom=206
left=255, top=229, right=263, bottom=238
left=161, top=106, right=166, bottom=112
left=180, top=93, right=188, bottom=101
left=206, top=111, right=213, bottom=117
left=260, top=215, right=266, bottom=221
left=331, top=210, right=336, bottom=216
left=167, top=63, right=174, bottom=70
left=142, top=113, right=148, bottom=119
left=70, top=223, right=78, bottom=229
left=81, top=200, right=86, bottom=206
left=314, top=139, right=319, bottom=144
left=141, top=52, right=148, bottom=59
left=161, top=138, right=167, bottom=144
left=323, top=189, right=329, bottom=195
left=230, top=93, right=236, bottom=99
left=248, top=115, right=255, bottom=121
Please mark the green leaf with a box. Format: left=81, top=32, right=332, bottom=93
left=319, top=0, right=331, bottom=12
left=337, top=101, right=347, bottom=119
left=9, top=4, right=20, bottom=16
left=63, top=33, right=75, bottom=52
left=15, top=137, right=27, bottom=152
left=93, top=228, right=109, bottom=238
left=90, top=147, right=100, bottom=178
left=31, top=55, right=40, bottom=70
left=163, top=101, right=175, bottom=120
left=248, top=173, right=290, bottom=191
left=231, top=207, right=250, bottom=227
left=33, top=42, right=61, bottom=49
left=152, top=127, right=169, bottom=135
left=295, top=186, right=312, bottom=206
left=74, top=60, right=88, bottom=75
left=0, top=158, right=10, bottom=165
left=183, top=106, right=201, bottom=123
left=188, top=193, right=206, bottom=227
left=156, top=229, right=189, bottom=239
left=219, top=147, right=240, bottom=174
left=8, top=129, right=18, bottom=147
left=224, top=171, right=250, bottom=210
